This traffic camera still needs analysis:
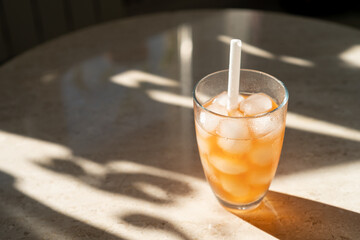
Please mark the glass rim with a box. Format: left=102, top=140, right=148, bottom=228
left=192, top=69, right=289, bottom=119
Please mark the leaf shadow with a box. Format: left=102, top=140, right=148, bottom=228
left=0, top=170, right=126, bottom=240
left=121, top=213, right=193, bottom=240
left=37, top=158, right=193, bottom=204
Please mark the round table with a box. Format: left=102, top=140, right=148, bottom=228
left=0, top=9, right=359, bottom=239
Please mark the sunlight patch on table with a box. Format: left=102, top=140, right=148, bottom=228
left=278, top=55, right=314, bottom=67
left=217, top=34, right=314, bottom=67
left=142, top=88, right=360, bottom=143
left=146, top=89, right=193, bottom=108
left=110, top=70, right=179, bottom=88
left=0, top=128, right=208, bottom=239
left=218, top=35, right=274, bottom=59
left=286, top=112, right=360, bottom=142
left=105, top=160, right=202, bottom=183
left=133, top=182, right=169, bottom=200
left=339, top=44, right=360, bottom=67
left=141, top=86, right=360, bottom=143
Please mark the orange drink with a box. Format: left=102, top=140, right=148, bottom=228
left=193, top=69, right=288, bottom=211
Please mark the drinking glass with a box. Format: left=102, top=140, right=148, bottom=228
left=193, top=69, right=288, bottom=211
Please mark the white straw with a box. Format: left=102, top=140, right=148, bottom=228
left=227, top=39, right=242, bottom=111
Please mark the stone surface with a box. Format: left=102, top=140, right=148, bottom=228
left=0, top=9, right=359, bottom=239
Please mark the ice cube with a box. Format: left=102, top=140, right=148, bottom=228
left=217, top=119, right=250, bottom=139
left=221, top=176, right=250, bottom=197
left=228, top=109, right=244, bottom=117
left=249, top=145, right=274, bottom=166
left=217, top=138, right=252, bottom=154
left=200, top=155, right=219, bottom=183
left=195, top=122, right=212, bottom=139
left=208, top=154, right=248, bottom=174
left=240, top=93, right=273, bottom=116
left=196, top=135, right=211, bottom=155
left=213, top=92, right=244, bottom=108
left=250, top=116, right=278, bottom=138
left=199, top=111, right=218, bottom=133
left=247, top=171, right=273, bottom=185
left=213, top=92, right=228, bottom=107
left=207, top=102, right=228, bottom=115
left=198, top=103, right=228, bottom=133
left=238, top=95, right=245, bottom=103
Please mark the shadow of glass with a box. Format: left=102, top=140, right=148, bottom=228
left=232, top=191, right=360, bottom=240
left=37, top=158, right=193, bottom=204
left=121, top=213, right=193, bottom=240
left=0, top=170, right=126, bottom=240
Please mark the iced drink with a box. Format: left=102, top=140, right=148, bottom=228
left=193, top=69, right=288, bottom=211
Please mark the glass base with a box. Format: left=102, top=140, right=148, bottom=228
left=216, top=195, right=265, bottom=212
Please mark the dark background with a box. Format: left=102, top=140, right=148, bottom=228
left=0, top=0, right=359, bottom=64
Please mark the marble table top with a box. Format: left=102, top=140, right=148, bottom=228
left=0, top=9, right=359, bottom=240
